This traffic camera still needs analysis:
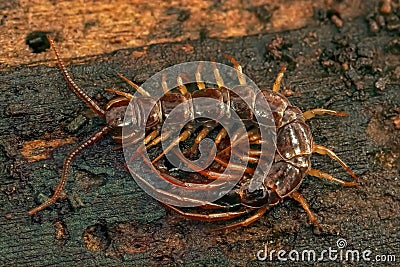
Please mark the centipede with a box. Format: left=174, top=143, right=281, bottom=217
left=29, top=36, right=358, bottom=231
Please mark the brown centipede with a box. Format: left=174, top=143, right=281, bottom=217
left=29, top=36, right=358, bottom=232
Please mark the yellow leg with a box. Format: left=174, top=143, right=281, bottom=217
left=211, top=58, right=225, bottom=88
left=177, top=76, right=188, bottom=95
left=186, top=124, right=214, bottom=155
left=223, top=54, right=246, bottom=85
left=104, top=88, right=134, bottom=100
left=164, top=203, right=247, bottom=222
left=161, top=74, right=170, bottom=93
left=151, top=129, right=193, bottom=164
left=210, top=205, right=268, bottom=232
left=312, top=144, right=358, bottom=182
left=303, top=108, right=348, bottom=120
left=290, top=191, right=322, bottom=229
left=272, top=66, right=286, bottom=93
left=214, top=128, right=227, bottom=145
left=145, top=131, right=173, bottom=152
left=308, top=168, right=358, bottom=187
left=196, top=62, right=206, bottom=90
left=117, top=73, right=150, bottom=96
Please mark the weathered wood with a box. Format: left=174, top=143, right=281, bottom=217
left=1, top=3, right=399, bottom=267
left=0, top=0, right=367, bottom=70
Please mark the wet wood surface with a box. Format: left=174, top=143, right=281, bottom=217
left=0, top=0, right=399, bottom=266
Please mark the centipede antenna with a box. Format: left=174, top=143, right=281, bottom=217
left=28, top=126, right=111, bottom=215
left=196, top=62, right=206, bottom=90
left=177, top=76, right=188, bottom=95
left=47, top=36, right=105, bottom=117
left=223, top=54, right=246, bottom=85
left=104, top=88, right=134, bottom=99
left=161, top=74, right=169, bottom=93
left=272, top=66, right=286, bottom=93
left=211, top=58, right=225, bottom=88
left=117, top=73, right=150, bottom=96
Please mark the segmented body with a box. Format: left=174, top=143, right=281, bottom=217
left=216, top=91, right=313, bottom=209
left=29, top=37, right=358, bottom=232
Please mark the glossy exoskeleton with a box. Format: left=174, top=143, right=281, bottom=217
left=29, top=37, right=358, bottom=232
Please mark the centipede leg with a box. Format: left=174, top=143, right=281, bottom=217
left=223, top=54, right=246, bottom=85
left=196, top=62, right=206, bottom=90
left=312, top=144, right=358, bottom=182
left=127, top=129, right=172, bottom=165
left=185, top=123, right=215, bottom=156
left=146, top=130, right=172, bottom=150
left=198, top=169, right=246, bottom=180
left=28, top=126, right=111, bottom=215
left=290, top=191, right=323, bottom=229
left=214, top=128, right=228, bottom=146
left=125, top=130, right=163, bottom=163
left=213, top=156, right=255, bottom=175
left=117, top=73, right=150, bottom=96
left=151, top=129, right=193, bottom=164
left=104, top=88, right=134, bottom=100
left=217, top=127, right=261, bottom=157
left=129, top=157, right=236, bottom=193
left=303, top=108, right=348, bottom=120
left=272, top=66, right=286, bottom=93
left=176, top=75, right=188, bottom=95
left=209, top=205, right=269, bottom=232
left=163, top=203, right=248, bottom=222
left=211, top=58, right=225, bottom=88
left=170, top=146, right=247, bottom=181
left=308, top=168, right=358, bottom=187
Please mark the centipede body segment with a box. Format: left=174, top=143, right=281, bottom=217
left=29, top=36, right=358, bottom=232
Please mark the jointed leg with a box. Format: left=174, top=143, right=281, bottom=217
left=144, top=130, right=160, bottom=145
left=161, top=74, right=170, bottom=93
left=104, top=88, right=134, bottom=100
left=146, top=130, right=172, bottom=150
left=171, top=149, right=247, bottom=180
left=213, top=156, right=255, bottom=175
left=196, top=62, right=206, bottom=90
left=164, top=203, right=248, bottom=222
left=214, top=128, right=227, bottom=145
left=290, top=191, right=322, bottom=229
left=223, top=54, right=246, bottom=85
left=312, top=144, right=358, bottom=182
left=272, top=66, right=286, bottom=93
left=308, top=168, right=358, bottom=187
left=211, top=58, right=225, bottom=88
left=217, top=127, right=260, bottom=157
left=126, top=129, right=163, bottom=163
left=210, top=205, right=269, bottom=232
left=303, top=108, right=348, bottom=120
left=186, top=123, right=215, bottom=156
left=152, top=129, right=193, bottom=164
left=117, top=73, right=150, bottom=96
left=177, top=76, right=188, bottom=95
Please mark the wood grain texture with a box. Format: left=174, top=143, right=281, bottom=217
left=0, top=0, right=365, bottom=69
left=1, top=0, right=399, bottom=266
